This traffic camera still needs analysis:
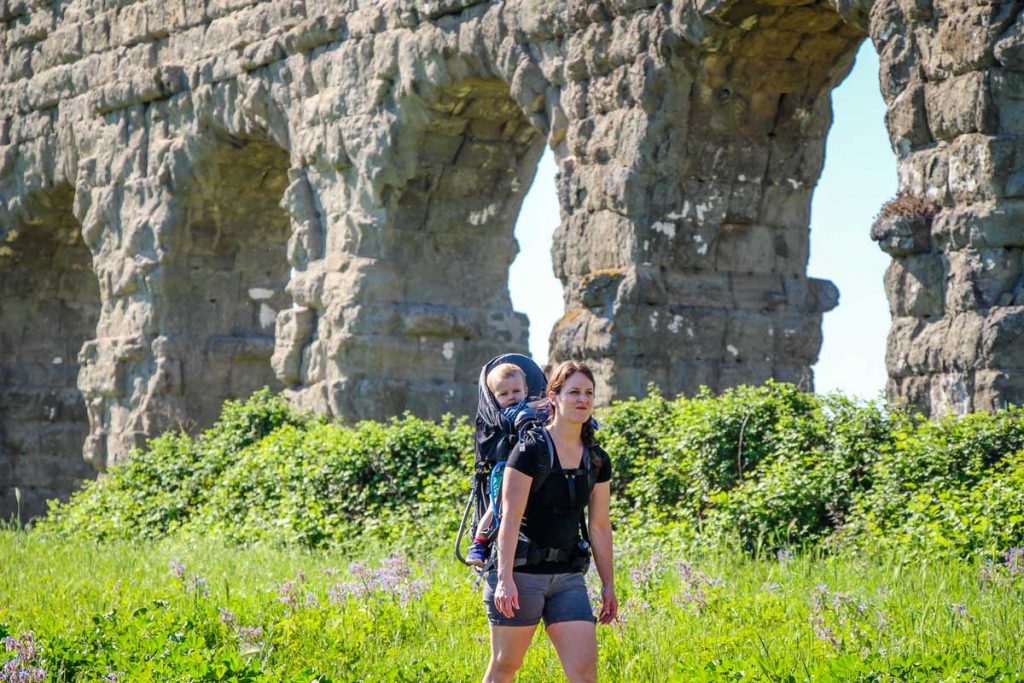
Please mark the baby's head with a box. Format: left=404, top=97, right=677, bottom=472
left=486, top=363, right=528, bottom=408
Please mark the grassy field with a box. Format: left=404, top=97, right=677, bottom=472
left=9, top=385, right=1024, bottom=680
left=2, top=532, right=1022, bottom=682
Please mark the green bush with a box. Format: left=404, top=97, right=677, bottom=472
left=38, top=389, right=308, bottom=541
left=192, top=416, right=472, bottom=548
left=700, top=394, right=899, bottom=551
left=844, top=408, right=1024, bottom=555
left=36, top=382, right=1024, bottom=557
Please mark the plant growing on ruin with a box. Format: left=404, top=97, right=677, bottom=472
left=871, top=193, right=939, bottom=231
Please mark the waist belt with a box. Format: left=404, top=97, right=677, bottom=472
left=514, top=546, right=576, bottom=567
left=510, top=535, right=588, bottom=568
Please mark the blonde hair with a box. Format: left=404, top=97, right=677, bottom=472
left=486, top=363, right=527, bottom=394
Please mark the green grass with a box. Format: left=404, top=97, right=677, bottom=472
left=11, top=385, right=1024, bottom=680
left=2, top=532, right=1022, bottom=682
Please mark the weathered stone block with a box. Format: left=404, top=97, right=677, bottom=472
left=980, top=305, right=1024, bottom=368
left=716, top=223, right=776, bottom=273
left=871, top=213, right=932, bottom=256
left=932, top=201, right=1024, bottom=250
left=924, top=72, right=996, bottom=141
left=885, top=80, right=931, bottom=154
left=884, top=255, right=945, bottom=317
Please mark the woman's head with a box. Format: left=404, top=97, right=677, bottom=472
left=546, top=361, right=597, bottom=443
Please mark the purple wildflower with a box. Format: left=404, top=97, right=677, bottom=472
left=237, top=626, right=263, bottom=645
left=672, top=560, right=725, bottom=614
left=278, top=579, right=297, bottom=607
left=630, top=553, right=663, bottom=592
left=1, top=632, right=46, bottom=683
left=168, top=558, right=186, bottom=580
left=813, top=624, right=839, bottom=647
left=372, top=555, right=412, bottom=593
left=1004, top=547, right=1024, bottom=576
left=398, top=579, right=428, bottom=606
left=187, top=575, right=209, bottom=597
left=218, top=608, right=237, bottom=626
left=327, top=582, right=352, bottom=605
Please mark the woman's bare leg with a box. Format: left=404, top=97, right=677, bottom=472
left=546, top=620, right=598, bottom=683
left=483, top=624, right=536, bottom=683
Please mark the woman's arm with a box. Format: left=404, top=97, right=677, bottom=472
left=492, top=467, right=532, bottom=618
left=588, top=481, right=617, bottom=624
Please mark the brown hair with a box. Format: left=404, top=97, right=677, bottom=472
left=546, top=360, right=601, bottom=458
left=486, top=362, right=527, bottom=395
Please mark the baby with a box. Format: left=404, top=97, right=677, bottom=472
left=467, top=362, right=547, bottom=566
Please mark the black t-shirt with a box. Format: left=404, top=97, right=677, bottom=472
left=506, top=435, right=612, bottom=574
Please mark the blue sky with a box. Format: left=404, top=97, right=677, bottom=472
left=508, top=42, right=897, bottom=401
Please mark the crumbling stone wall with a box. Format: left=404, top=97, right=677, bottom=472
left=2, top=0, right=1022, bottom=517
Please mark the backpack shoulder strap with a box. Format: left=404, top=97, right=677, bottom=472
left=541, top=428, right=556, bottom=469
left=530, top=428, right=555, bottom=493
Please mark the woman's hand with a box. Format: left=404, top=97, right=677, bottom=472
left=493, top=575, right=520, bottom=619
left=598, top=583, right=618, bottom=624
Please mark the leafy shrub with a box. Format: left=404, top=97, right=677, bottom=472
left=38, top=389, right=308, bottom=541
left=36, top=382, right=1024, bottom=557
left=191, top=416, right=472, bottom=548
left=845, top=408, right=1024, bottom=555
left=701, top=395, right=899, bottom=550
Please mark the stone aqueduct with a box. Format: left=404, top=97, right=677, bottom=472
left=1, top=0, right=1023, bottom=517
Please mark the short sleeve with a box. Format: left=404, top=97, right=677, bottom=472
left=594, top=445, right=612, bottom=483
left=506, top=437, right=547, bottom=478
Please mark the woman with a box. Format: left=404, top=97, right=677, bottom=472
left=482, top=361, right=617, bottom=683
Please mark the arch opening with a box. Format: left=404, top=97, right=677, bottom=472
left=330, top=78, right=547, bottom=418
left=510, top=148, right=563, bottom=368
left=807, top=42, right=894, bottom=401
left=168, top=138, right=292, bottom=428
left=0, top=184, right=100, bottom=520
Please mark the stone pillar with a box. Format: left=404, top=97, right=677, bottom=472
left=873, top=0, right=1024, bottom=415
left=74, top=107, right=176, bottom=471
left=548, top=1, right=862, bottom=403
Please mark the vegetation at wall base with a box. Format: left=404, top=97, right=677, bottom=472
left=37, top=382, right=1024, bottom=560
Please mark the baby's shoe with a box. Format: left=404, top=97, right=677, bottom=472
left=467, top=539, right=489, bottom=567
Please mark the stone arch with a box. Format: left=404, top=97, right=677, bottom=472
left=287, top=74, right=549, bottom=420
left=549, top=0, right=866, bottom=401
left=0, top=184, right=100, bottom=520
left=161, top=135, right=293, bottom=429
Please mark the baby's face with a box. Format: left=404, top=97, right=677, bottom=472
left=492, top=376, right=527, bottom=408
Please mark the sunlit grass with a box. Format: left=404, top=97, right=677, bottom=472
left=2, top=532, right=1022, bottom=681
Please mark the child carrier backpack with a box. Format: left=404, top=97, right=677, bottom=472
left=455, top=353, right=546, bottom=567
left=455, top=353, right=598, bottom=571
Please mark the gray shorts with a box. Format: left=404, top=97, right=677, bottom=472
left=483, top=571, right=596, bottom=627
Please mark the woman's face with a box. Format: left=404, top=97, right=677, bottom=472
left=550, top=371, right=595, bottom=425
